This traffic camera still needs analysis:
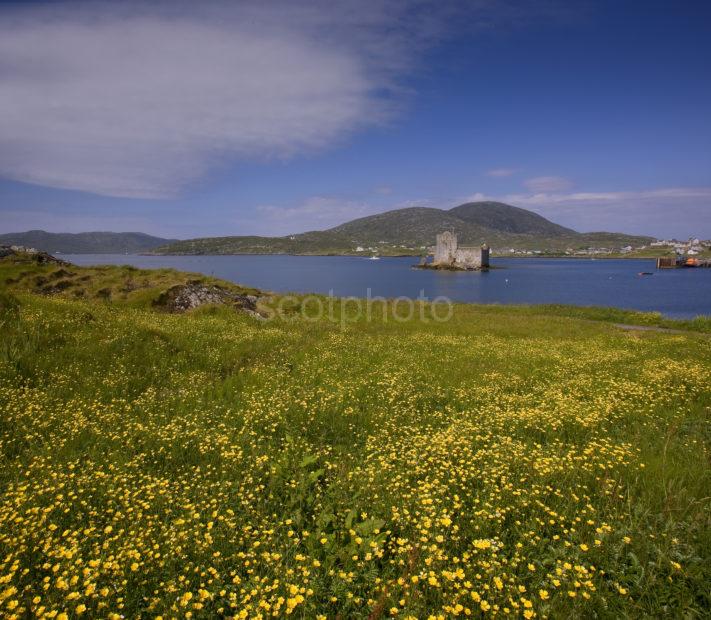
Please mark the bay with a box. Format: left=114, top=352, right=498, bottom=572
left=59, top=254, right=711, bottom=318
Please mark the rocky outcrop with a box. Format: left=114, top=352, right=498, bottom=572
left=154, top=282, right=261, bottom=316
left=2, top=246, right=263, bottom=318
left=0, top=244, right=71, bottom=266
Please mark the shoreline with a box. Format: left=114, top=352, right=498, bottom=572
left=6, top=249, right=711, bottom=324
left=134, top=252, right=676, bottom=260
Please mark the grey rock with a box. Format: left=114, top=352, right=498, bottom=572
left=154, top=283, right=261, bottom=315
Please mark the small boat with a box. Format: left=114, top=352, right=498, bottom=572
left=369, top=255, right=380, bottom=260
left=638, top=272, right=653, bottom=276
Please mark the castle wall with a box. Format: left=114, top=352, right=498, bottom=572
left=454, top=247, right=483, bottom=268
left=454, top=245, right=490, bottom=268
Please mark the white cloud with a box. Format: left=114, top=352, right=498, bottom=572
left=0, top=1, right=573, bottom=200
left=486, top=168, right=516, bottom=177
left=255, top=196, right=375, bottom=234
left=495, top=187, right=711, bottom=237
left=0, top=1, right=449, bottom=199
left=524, top=176, right=572, bottom=192
left=502, top=187, right=711, bottom=207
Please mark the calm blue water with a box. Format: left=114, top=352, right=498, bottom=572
left=60, top=254, right=711, bottom=318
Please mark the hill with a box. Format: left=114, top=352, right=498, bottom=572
left=152, top=201, right=653, bottom=255
left=328, top=206, right=470, bottom=246
left=0, top=230, right=176, bottom=254
left=448, top=201, right=576, bottom=236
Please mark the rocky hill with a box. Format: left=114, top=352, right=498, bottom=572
left=152, top=201, right=653, bottom=255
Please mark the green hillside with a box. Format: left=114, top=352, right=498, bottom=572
left=449, top=201, right=576, bottom=236
left=328, top=207, right=469, bottom=246
left=152, top=201, right=653, bottom=255
left=0, top=230, right=175, bottom=254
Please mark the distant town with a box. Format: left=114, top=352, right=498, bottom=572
left=347, top=237, right=711, bottom=258
left=4, top=237, right=710, bottom=259
left=500, top=237, right=710, bottom=257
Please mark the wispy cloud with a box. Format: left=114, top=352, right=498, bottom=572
left=0, top=1, right=544, bottom=200
left=250, top=193, right=458, bottom=235
left=486, top=168, right=516, bottom=177
left=255, top=196, right=376, bottom=234
left=1, top=3, right=392, bottom=198
left=523, top=176, right=572, bottom=192
left=0, top=2, right=437, bottom=199
left=483, top=187, right=711, bottom=237
left=502, top=187, right=711, bottom=207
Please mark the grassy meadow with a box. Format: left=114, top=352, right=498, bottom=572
left=0, top=257, right=710, bottom=619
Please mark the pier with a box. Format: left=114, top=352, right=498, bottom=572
left=656, top=256, right=711, bottom=269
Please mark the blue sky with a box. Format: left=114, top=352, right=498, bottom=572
left=1, top=0, right=710, bottom=239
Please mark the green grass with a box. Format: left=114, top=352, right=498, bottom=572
left=1, top=253, right=258, bottom=308
left=510, top=304, right=711, bottom=333
left=0, top=259, right=709, bottom=619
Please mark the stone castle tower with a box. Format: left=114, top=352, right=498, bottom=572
left=433, top=231, right=458, bottom=264
left=433, top=232, right=489, bottom=269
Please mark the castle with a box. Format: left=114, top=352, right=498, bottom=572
left=432, top=231, right=489, bottom=269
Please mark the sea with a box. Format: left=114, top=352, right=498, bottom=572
left=59, top=254, right=711, bottom=319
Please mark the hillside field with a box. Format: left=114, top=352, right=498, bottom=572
left=0, top=259, right=709, bottom=618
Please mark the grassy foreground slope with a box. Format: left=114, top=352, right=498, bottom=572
left=0, top=251, right=257, bottom=306
left=0, top=268, right=709, bottom=618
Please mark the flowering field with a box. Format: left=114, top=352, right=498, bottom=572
left=0, top=281, right=709, bottom=618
